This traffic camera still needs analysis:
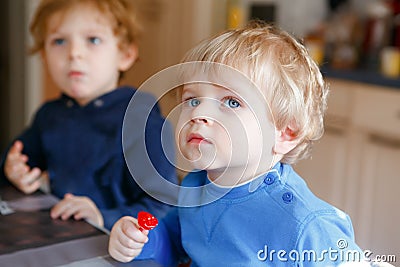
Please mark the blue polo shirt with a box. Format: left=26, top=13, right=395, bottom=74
left=138, top=162, right=363, bottom=266
left=0, top=86, right=178, bottom=230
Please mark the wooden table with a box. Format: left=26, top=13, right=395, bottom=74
left=0, top=186, right=162, bottom=267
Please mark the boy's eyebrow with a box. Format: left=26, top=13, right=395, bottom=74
left=217, top=85, right=244, bottom=99
left=181, top=85, right=245, bottom=103
left=46, top=25, right=61, bottom=35
left=181, top=85, right=196, bottom=94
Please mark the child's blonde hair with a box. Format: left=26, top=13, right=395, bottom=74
left=29, top=0, right=141, bottom=54
left=182, top=21, right=329, bottom=164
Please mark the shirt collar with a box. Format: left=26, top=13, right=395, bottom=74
left=204, top=162, right=284, bottom=200
left=61, top=86, right=134, bottom=109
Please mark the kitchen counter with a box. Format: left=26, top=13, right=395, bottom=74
left=321, top=66, right=400, bottom=89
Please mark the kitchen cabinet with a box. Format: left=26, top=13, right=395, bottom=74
left=294, top=79, right=354, bottom=212
left=350, top=86, right=400, bottom=257
left=294, top=78, right=400, bottom=259
left=356, top=136, right=400, bottom=257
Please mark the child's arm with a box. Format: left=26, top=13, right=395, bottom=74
left=296, top=211, right=365, bottom=266
left=100, top=91, right=179, bottom=230
left=1, top=105, right=47, bottom=191
left=108, top=216, right=149, bottom=263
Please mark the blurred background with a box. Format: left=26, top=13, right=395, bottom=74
left=1, top=0, right=399, bottom=262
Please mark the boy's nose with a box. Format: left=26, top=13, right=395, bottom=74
left=191, top=116, right=214, bottom=125
left=189, top=99, right=219, bottom=125
left=69, top=42, right=83, bottom=59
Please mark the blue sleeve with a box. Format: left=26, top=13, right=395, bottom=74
left=135, top=208, right=189, bottom=267
left=1, top=105, right=47, bottom=187
left=101, top=91, right=179, bottom=230
left=295, top=211, right=364, bottom=266
left=100, top=166, right=175, bottom=230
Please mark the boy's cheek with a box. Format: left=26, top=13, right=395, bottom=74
left=175, top=115, right=191, bottom=134
left=175, top=126, right=188, bottom=151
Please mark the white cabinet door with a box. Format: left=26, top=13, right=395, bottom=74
left=355, top=135, right=400, bottom=257
left=293, top=128, right=349, bottom=211
left=294, top=78, right=353, bottom=212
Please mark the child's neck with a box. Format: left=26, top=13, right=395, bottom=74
left=207, top=166, right=270, bottom=187
left=207, top=156, right=281, bottom=187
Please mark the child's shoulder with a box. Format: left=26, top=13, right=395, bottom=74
left=261, top=165, right=358, bottom=252
left=275, top=164, right=350, bottom=226
left=35, top=95, right=68, bottom=115
left=122, top=86, right=162, bottom=114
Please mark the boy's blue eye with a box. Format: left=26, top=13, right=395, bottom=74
left=89, top=37, right=101, bottom=45
left=53, top=38, right=65, bottom=45
left=223, top=98, right=240, bottom=108
left=188, top=98, right=200, bottom=107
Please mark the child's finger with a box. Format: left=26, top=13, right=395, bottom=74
left=5, top=152, right=26, bottom=165
left=7, top=162, right=29, bottom=178
left=60, top=202, right=83, bottom=220
left=72, top=203, right=95, bottom=220
left=117, top=227, right=147, bottom=250
left=7, top=140, right=24, bottom=158
left=73, top=209, right=87, bottom=221
left=4, top=143, right=29, bottom=180
left=22, top=167, right=42, bottom=185
left=118, top=243, right=144, bottom=256
left=21, top=178, right=42, bottom=194
left=110, top=245, right=138, bottom=263
left=112, top=231, right=145, bottom=261
left=64, top=193, right=74, bottom=199
left=16, top=168, right=42, bottom=194
left=122, top=219, right=149, bottom=243
left=50, top=198, right=74, bottom=219
left=11, top=140, right=23, bottom=152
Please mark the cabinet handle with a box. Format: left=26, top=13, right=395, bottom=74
left=369, top=134, right=400, bottom=149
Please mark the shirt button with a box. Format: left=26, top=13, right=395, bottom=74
left=264, top=175, right=275, bottom=185
left=94, top=99, right=104, bottom=107
left=66, top=100, right=74, bottom=108
left=282, top=192, right=293, bottom=203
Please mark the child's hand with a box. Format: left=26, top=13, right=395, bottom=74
left=4, top=140, right=42, bottom=194
left=108, top=216, right=149, bottom=263
left=50, top=193, right=104, bottom=227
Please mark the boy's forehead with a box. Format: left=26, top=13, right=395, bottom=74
left=45, top=3, right=113, bottom=33
left=182, top=63, right=267, bottom=103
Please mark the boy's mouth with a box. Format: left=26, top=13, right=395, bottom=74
left=68, top=71, right=84, bottom=78
left=187, top=133, right=211, bottom=144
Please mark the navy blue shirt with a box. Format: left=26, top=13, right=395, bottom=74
left=1, top=86, right=178, bottom=230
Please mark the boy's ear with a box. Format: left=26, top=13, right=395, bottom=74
left=118, top=44, right=138, bottom=71
left=274, top=126, right=300, bottom=156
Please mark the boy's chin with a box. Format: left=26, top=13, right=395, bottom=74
left=187, top=158, right=216, bottom=171
left=181, top=148, right=216, bottom=169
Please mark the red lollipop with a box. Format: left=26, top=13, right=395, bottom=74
left=137, top=211, right=158, bottom=231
